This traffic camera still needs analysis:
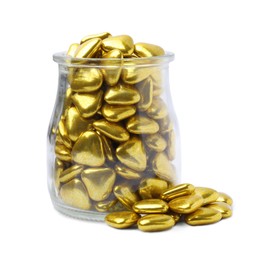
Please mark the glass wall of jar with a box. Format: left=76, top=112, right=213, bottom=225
left=47, top=52, right=180, bottom=220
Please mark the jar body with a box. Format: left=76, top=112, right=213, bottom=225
left=47, top=54, right=180, bottom=221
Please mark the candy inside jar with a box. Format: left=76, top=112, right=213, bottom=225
left=48, top=33, right=180, bottom=221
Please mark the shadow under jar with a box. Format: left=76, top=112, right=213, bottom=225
left=47, top=52, right=180, bottom=221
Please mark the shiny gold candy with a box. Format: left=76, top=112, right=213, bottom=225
left=65, top=107, right=94, bottom=141
left=152, top=152, right=176, bottom=181
left=133, top=199, right=169, bottom=214
left=81, top=167, right=116, bottom=201
left=185, top=207, right=222, bottom=226
left=206, top=202, right=232, bottom=219
left=56, top=130, right=71, bottom=150
left=138, top=178, right=168, bottom=199
left=101, top=49, right=123, bottom=86
left=95, top=195, right=117, bottom=212
left=70, top=68, right=103, bottom=93
left=136, top=77, right=153, bottom=111
left=93, top=119, right=130, bottom=142
left=102, top=104, right=136, bottom=122
left=60, top=179, right=91, bottom=210
left=115, top=163, right=143, bottom=180
left=71, top=90, right=103, bottom=118
left=58, top=119, right=72, bottom=148
left=158, top=115, right=173, bottom=134
left=195, top=187, right=219, bottom=205
left=150, top=68, right=164, bottom=96
left=62, top=87, right=73, bottom=116
left=134, top=43, right=165, bottom=57
left=146, top=98, right=168, bottom=119
left=94, top=49, right=103, bottom=58
left=216, top=192, right=233, bottom=206
left=67, top=43, right=80, bottom=57
left=71, top=131, right=105, bottom=166
left=98, top=133, right=116, bottom=162
left=54, top=159, right=63, bottom=190
left=80, top=32, right=111, bottom=44
left=102, top=35, right=134, bottom=57
left=75, top=38, right=102, bottom=59
left=137, top=214, right=175, bottom=232
left=109, top=201, right=128, bottom=212
left=169, top=194, right=204, bottom=214
left=165, top=130, right=176, bottom=160
left=161, top=183, right=195, bottom=201
left=152, top=85, right=163, bottom=96
left=144, top=133, right=167, bottom=152
left=126, top=115, right=159, bottom=134
left=121, top=63, right=151, bottom=84
left=116, top=136, right=146, bottom=171
left=104, top=83, right=140, bottom=105
left=131, top=52, right=139, bottom=58
left=59, top=164, right=83, bottom=184
left=170, top=213, right=182, bottom=223
left=105, top=211, right=140, bottom=229
left=55, top=143, right=72, bottom=162
left=114, top=184, right=140, bottom=210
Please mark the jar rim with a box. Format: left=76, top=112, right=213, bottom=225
left=53, top=51, right=175, bottom=68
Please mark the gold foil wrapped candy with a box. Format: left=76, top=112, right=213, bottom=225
left=71, top=90, right=103, bottom=118
left=60, top=179, right=91, bottom=210
left=126, top=115, right=159, bottom=134
left=65, top=107, right=94, bottom=141
left=113, top=184, right=140, bottom=210
left=168, top=194, right=204, bottom=214
left=136, top=77, right=153, bottom=111
left=102, top=104, right=136, bottom=122
left=133, top=199, right=169, bottom=214
left=146, top=98, right=168, bottom=119
left=101, top=49, right=123, bottom=86
left=55, top=143, right=72, bottom=162
left=152, top=152, right=176, bottom=181
left=95, top=195, right=118, bottom=212
left=102, top=35, right=134, bottom=57
left=116, top=136, right=147, bottom=172
left=216, top=192, right=233, bottom=206
left=121, top=64, right=151, bottom=84
left=93, top=119, right=130, bottom=142
left=195, top=187, right=219, bottom=205
left=161, top=183, right=195, bottom=201
left=59, top=164, right=83, bottom=184
left=104, top=83, right=140, bottom=105
left=74, top=38, right=102, bottom=59
left=105, top=211, right=140, bottom=229
left=71, top=131, right=105, bottom=166
left=134, top=42, right=165, bottom=57
left=137, top=214, right=175, bottom=232
left=185, top=208, right=222, bottom=226
left=144, top=133, right=167, bottom=152
left=114, top=163, right=143, bottom=180
left=70, top=68, right=103, bottom=93
left=80, top=32, right=111, bottom=44
left=81, top=167, right=116, bottom=201
left=206, top=202, right=232, bottom=218
left=138, top=178, right=168, bottom=199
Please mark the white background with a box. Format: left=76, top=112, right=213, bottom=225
left=1, top=0, right=260, bottom=259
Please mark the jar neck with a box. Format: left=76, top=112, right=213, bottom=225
left=53, top=51, right=174, bottom=69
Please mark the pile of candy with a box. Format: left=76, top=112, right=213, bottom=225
left=105, top=183, right=233, bottom=232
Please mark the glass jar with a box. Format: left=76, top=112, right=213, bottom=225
left=47, top=52, right=180, bottom=221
